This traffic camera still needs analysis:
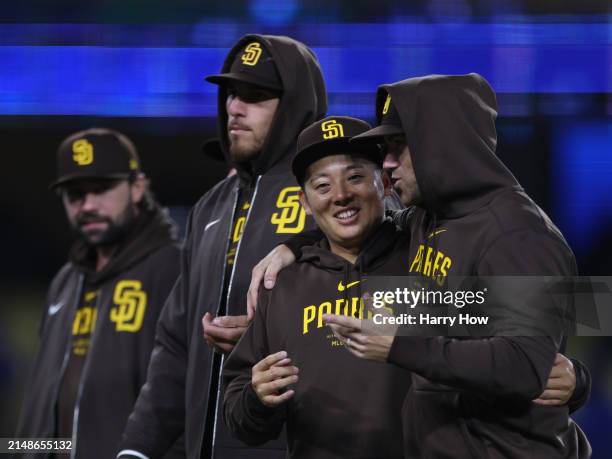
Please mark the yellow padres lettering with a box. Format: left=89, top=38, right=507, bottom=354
left=303, top=297, right=374, bottom=335
left=110, top=280, right=147, bottom=332
left=271, top=187, right=306, bottom=234
left=241, top=42, right=263, bottom=66
left=302, top=297, right=393, bottom=336
left=382, top=94, right=392, bottom=115
left=72, top=139, right=94, bottom=166
left=409, top=244, right=452, bottom=286
left=321, top=119, right=344, bottom=139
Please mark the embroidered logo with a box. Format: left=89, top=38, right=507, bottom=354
left=271, top=187, right=306, bottom=234
left=241, top=42, right=263, bottom=66
left=72, top=139, right=94, bottom=166
left=321, top=119, right=344, bottom=140
left=110, top=280, right=147, bottom=332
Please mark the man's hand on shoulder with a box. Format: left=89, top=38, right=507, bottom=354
left=202, top=312, right=250, bottom=354
left=247, top=244, right=296, bottom=319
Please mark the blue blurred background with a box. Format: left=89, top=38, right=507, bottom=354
left=0, top=0, right=610, bottom=456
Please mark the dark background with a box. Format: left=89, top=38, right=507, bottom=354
left=0, top=0, right=610, bottom=456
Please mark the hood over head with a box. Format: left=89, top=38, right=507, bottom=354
left=368, top=73, right=520, bottom=218
left=209, top=34, right=327, bottom=180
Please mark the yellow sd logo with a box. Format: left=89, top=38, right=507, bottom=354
left=382, top=94, right=392, bottom=115
left=241, top=42, right=263, bottom=66
left=72, top=139, right=94, bottom=166
left=271, top=187, right=306, bottom=234
left=110, top=280, right=147, bottom=332
left=321, top=119, right=344, bottom=140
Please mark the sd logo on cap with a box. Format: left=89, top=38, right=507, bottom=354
left=292, top=116, right=383, bottom=185
left=51, top=128, right=141, bottom=189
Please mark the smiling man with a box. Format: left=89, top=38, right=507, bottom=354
left=16, top=128, right=181, bottom=459
left=222, top=116, right=413, bottom=458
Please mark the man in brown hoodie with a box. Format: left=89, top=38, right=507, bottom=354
left=223, top=116, right=413, bottom=458
left=325, top=74, right=591, bottom=458
left=16, top=128, right=182, bottom=459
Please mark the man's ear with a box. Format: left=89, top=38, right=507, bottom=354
left=381, top=170, right=392, bottom=197
left=298, top=189, right=312, bottom=216
left=130, top=173, right=146, bottom=205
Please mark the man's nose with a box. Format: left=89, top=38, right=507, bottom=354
left=227, top=96, right=247, bottom=117
left=332, top=182, right=353, bottom=205
left=383, top=152, right=400, bottom=170
left=81, top=192, right=99, bottom=211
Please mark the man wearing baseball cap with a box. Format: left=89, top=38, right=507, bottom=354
left=15, top=128, right=182, bottom=459
left=222, top=115, right=415, bottom=458
left=248, top=75, right=592, bottom=458
left=119, top=35, right=327, bottom=459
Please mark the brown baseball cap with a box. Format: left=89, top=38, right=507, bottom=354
left=205, top=40, right=282, bottom=91
left=292, top=116, right=383, bottom=185
left=50, top=128, right=141, bottom=189
left=351, top=93, right=404, bottom=143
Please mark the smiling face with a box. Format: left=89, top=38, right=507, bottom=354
left=300, top=154, right=390, bottom=263
left=61, top=177, right=144, bottom=247
left=383, top=135, right=421, bottom=206
left=225, top=82, right=280, bottom=163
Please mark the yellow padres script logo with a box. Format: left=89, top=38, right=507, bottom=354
left=321, top=119, right=344, bottom=139
left=232, top=201, right=250, bottom=242
left=72, top=307, right=97, bottom=336
left=409, top=244, right=452, bottom=287
left=382, top=94, right=392, bottom=115
left=72, top=139, right=94, bottom=166
left=110, top=280, right=147, bottom=332
left=271, top=187, right=306, bottom=234
left=302, top=296, right=393, bottom=338
left=241, top=42, right=262, bottom=66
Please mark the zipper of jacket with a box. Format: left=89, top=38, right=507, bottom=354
left=199, top=183, right=238, bottom=459
left=50, top=272, right=84, bottom=459
left=209, top=175, right=261, bottom=459
left=70, top=282, right=103, bottom=459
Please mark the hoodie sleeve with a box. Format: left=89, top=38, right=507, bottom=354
left=117, top=215, right=194, bottom=458
left=222, top=287, right=287, bottom=446
left=388, top=230, right=571, bottom=401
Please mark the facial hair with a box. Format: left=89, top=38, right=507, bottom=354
left=228, top=136, right=262, bottom=163
left=74, top=200, right=136, bottom=248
